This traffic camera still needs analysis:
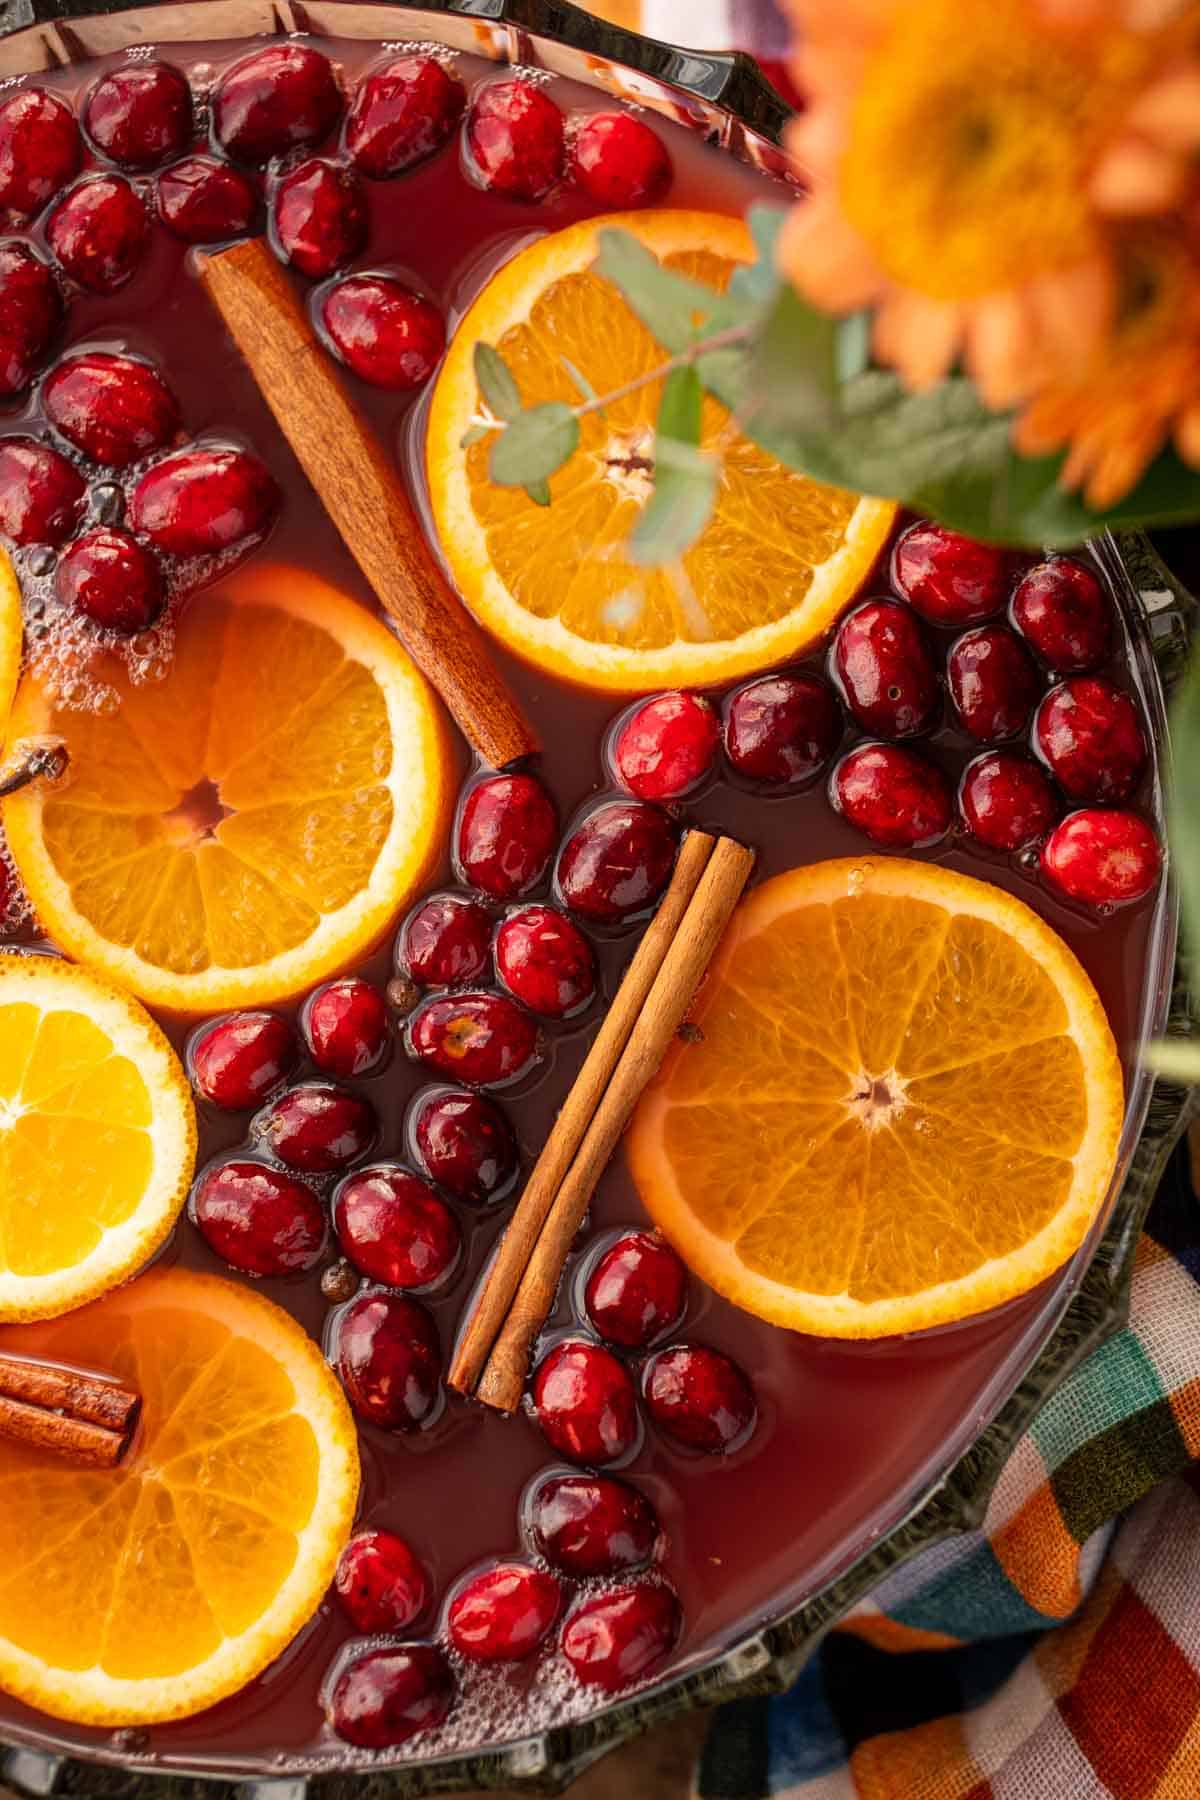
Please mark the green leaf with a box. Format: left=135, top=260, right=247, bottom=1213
left=656, top=361, right=703, bottom=446
left=629, top=365, right=718, bottom=567
left=594, top=228, right=735, bottom=353
left=523, top=478, right=551, bottom=507
left=744, top=283, right=841, bottom=434
left=725, top=204, right=789, bottom=309
left=1169, top=650, right=1200, bottom=1003
left=560, top=357, right=597, bottom=404
left=474, top=342, right=522, bottom=422
left=460, top=422, right=490, bottom=449
left=488, top=403, right=580, bottom=488
left=1142, top=1040, right=1200, bottom=1084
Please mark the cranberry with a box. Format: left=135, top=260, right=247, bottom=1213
left=561, top=1583, right=681, bottom=1692
left=334, top=1529, right=428, bottom=1635
left=831, top=598, right=939, bottom=738
left=533, top=1339, right=639, bottom=1466
left=56, top=527, right=165, bottom=635
left=257, top=1082, right=377, bottom=1173
left=466, top=79, right=565, bottom=200
left=319, top=274, right=445, bottom=392
left=398, top=893, right=492, bottom=988
left=585, top=1231, right=687, bottom=1349
left=1012, top=558, right=1113, bottom=673
left=212, top=44, right=343, bottom=166
left=83, top=60, right=192, bottom=170
left=959, top=752, right=1059, bottom=851
left=190, top=1158, right=325, bottom=1277
left=411, top=1087, right=517, bottom=1205
left=0, top=90, right=80, bottom=217
left=189, top=1011, right=297, bottom=1110
left=336, top=1290, right=441, bottom=1430
left=556, top=801, right=677, bottom=923
left=345, top=55, right=465, bottom=178
left=0, top=243, right=62, bottom=396
left=526, top=1472, right=660, bottom=1578
left=129, top=446, right=279, bottom=557
left=270, top=157, right=366, bottom=279
left=612, top=692, right=718, bottom=800
left=832, top=743, right=952, bottom=848
left=407, top=990, right=538, bottom=1088
left=334, top=1165, right=460, bottom=1290
left=1042, top=808, right=1162, bottom=907
left=643, top=1344, right=756, bottom=1454
left=947, top=625, right=1040, bottom=742
left=156, top=155, right=258, bottom=244
left=1033, top=676, right=1147, bottom=802
left=892, top=520, right=1009, bottom=625
left=304, top=976, right=390, bottom=1077
left=43, top=351, right=179, bottom=469
left=0, top=436, right=84, bottom=547
left=328, top=1644, right=454, bottom=1749
left=456, top=772, right=557, bottom=900
left=46, top=175, right=146, bottom=294
left=447, top=1562, right=561, bottom=1663
left=724, top=672, right=841, bottom=785
left=495, top=904, right=595, bottom=1018
left=572, top=112, right=671, bottom=206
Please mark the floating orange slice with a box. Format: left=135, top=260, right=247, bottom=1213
left=427, top=209, right=896, bottom=693
left=0, top=1266, right=359, bottom=1726
left=628, top=858, right=1125, bottom=1337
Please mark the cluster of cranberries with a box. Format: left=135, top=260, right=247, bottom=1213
left=604, top=525, right=1162, bottom=912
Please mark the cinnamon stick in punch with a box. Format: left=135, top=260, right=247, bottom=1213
left=198, top=237, right=537, bottom=771
left=0, top=1354, right=140, bottom=1468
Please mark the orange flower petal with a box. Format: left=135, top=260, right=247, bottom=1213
left=777, top=197, right=885, bottom=313
left=1090, top=139, right=1189, bottom=213
left=871, top=290, right=963, bottom=389
left=1174, top=402, right=1200, bottom=466
left=1126, top=67, right=1200, bottom=149
left=966, top=292, right=1040, bottom=408
left=1026, top=260, right=1114, bottom=367
left=784, top=107, right=845, bottom=181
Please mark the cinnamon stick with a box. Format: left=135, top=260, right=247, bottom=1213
left=448, top=829, right=718, bottom=1396
left=199, top=237, right=537, bottom=771
left=0, top=1354, right=140, bottom=1468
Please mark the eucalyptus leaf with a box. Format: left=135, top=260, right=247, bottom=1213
left=745, top=283, right=841, bottom=433
left=656, top=362, right=702, bottom=446
left=560, top=357, right=597, bottom=404
left=460, top=422, right=490, bottom=449
left=1142, top=1040, right=1200, bottom=1084
left=474, top=342, right=522, bottom=421
left=629, top=365, right=718, bottom=567
left=594, top=228, right=735, bottom=353
left=725, top=204, right=789, bottom=309
left=524, top=478, right=551, bottom=507
left=489, top=403, right=580, bottom=488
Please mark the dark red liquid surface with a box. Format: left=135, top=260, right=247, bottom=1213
left=0, top=33, right=1172, bottom=1779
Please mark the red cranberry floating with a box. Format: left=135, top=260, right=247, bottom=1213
left=130, top=446, right=279, bottom=557
left=190, top=1159, right=326, bottom=1277
left=561, top=1583, right=681, bottom=1693
left=0, top=90, right=81, bottom=218
left=320, top=273, right=445, bottom=392
left=156, top=155, right=257, bottom=244
left=585, top=1231, right=686, bottom=1349
left=612, top=692, right=718, bottom=801
left=328, top=1643, right=454, bottom=1749
left=724, top=672, right=841, bottom=785
left=336, top=1290, right=441, bottom=1431
left=572, top=112, right=671, bottom=207
left=212, top=44, right=343, bottom=166
left=334, top=1165, right=460, bottom=1290
left=407, top=990, right=538, bottom=1089
left=947, top=625, right=1040, bottom=743
left=466, top=79, right=565, bottom=201
left=57, top=527, right=165, bottom=636
left=832, top=743, right=952, bottom=848
left=1012, top=558, right=1113, bottom=673
left=533, top=1338, right=639, bottom=1466
left=557, top=801, right=677, bottom=923
left=1041, top=808, right=1162, bottom=908
left=334, top=1529, right=428, bottom=1636
left=304, top=976, right=390, bottom=1077
left=46, top=175, right=146, bottom=294
left=526, top=1473, right=659, bottom=1578
left=271, top=157, right=367, bottom=280
left=1032, top=676, right=1147, bottom=803
left=892, top=520, right=1008, bottom=625
left=188, top=1010, right=296, bottom=1110
left=495, top=904, right=595, bottom=1019
left=457, top=772, right=557, bottom=900
left=0, top=243, right=62, bottom=396
left=257, top=1082, right=377, bottom=1173
left=43, top=351, right=179, bottom=469
left=959, top=752, right=1059, bottom=852
left=447, top=1562, right=561, bottom=1664
left=344, top=55, right=465, bottom=178
left=643, top=1343, right=756, bottom=1454
left=0, top=436, right=84, bottom=547
left=84, top=60, right=192, bottom=170
left=831, top=598, right=938, bottom=739
left=411, top=1087, right=517, bottom=1205
left=399, top=893, right=492, bottom=988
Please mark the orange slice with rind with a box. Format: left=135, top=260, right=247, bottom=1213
left=628, top=858, right=1125, bottom=1337
left=427, top=209, right=897, bottom=693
